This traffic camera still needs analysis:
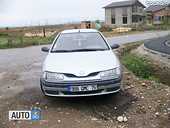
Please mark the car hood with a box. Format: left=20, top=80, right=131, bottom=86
left=43, top=51, right=120, bottom=77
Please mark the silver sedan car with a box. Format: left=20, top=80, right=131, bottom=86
left=40, top=29, right=122, bottom=97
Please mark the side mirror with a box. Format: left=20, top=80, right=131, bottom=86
left=111, top=44, right=120, bottom=49
left=41, top=47, right=49, bottom=52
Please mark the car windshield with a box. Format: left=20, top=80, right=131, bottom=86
left=51, top=32, right=109, bottom=52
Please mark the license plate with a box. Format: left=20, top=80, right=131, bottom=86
left=69, top=85, right=97, bottom=92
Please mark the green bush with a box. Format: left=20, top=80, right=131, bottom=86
left=99, top=25, right=112, bottom=32
left=0, top=33, right=8, bottom=37
left=122, top=54, right=155, bottom=79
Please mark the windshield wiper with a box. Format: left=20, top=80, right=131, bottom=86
left=71, top=49, right=107, bottom=52
left=51, top=50, right=73, bottom=53
left=51, top=49, right=107, bottom=53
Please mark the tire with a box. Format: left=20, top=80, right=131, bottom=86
left=40, top=80, right=48, bottom=97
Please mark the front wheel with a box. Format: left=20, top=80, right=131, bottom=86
left=40, top=80, right=48, bottom=97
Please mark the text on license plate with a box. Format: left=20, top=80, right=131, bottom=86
left=69, top=85, right=97, bottom=92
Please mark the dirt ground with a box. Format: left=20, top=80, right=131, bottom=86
left=0, top=45, right=170, bottom=128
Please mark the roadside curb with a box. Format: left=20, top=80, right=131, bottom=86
left=143, top=45, right=170, bottom=60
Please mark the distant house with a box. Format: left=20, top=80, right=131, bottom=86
left=104, top=0, right=145, bottom=27
left=146, top=4, right=170, bottom=25
left=81, top=21, right=95, bottom=29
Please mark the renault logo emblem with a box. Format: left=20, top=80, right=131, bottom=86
left=78, top=71, right=86, bottom=76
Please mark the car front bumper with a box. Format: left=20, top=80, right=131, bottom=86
left=40, top=78, right=122, bottom=97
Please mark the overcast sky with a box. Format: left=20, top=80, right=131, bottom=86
left=0, top=0, right=158, bottom=27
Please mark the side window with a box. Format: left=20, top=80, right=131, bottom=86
left=111, top=17, right=115, bottom=24
left=122, top=7, right=127, bottom=24
left=123, top=17, right=127, bottom=24
left=139, top=7, right=143, bottom=13
left=132, top=6, right=137, bottom=13
left=154, top=16, right=161, bottom=21
left=111, top=9, right=115, bottom=24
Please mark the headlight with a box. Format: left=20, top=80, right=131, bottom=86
left=100, top=68, right=121, bottom=80
left=43, top=72, right=64, bottom=82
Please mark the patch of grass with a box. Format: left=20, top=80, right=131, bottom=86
left=122, top=53, right=158, bottom=80
left=23, top=36, right=54, bottom=45
left=0, top=35, right=55, bottom=49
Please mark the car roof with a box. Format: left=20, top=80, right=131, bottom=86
left=61, top=29, right=99, bottom=34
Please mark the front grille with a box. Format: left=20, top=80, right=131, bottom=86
left=43, top=78, right=121, bottom=88
left=64, top=72, right=99, bottom=78
left=41, top=78, right=121, bottom=95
